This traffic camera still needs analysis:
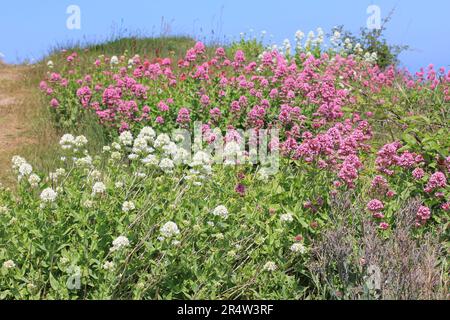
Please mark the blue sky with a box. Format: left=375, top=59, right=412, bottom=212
left=0, top=0, right=449, bottom=71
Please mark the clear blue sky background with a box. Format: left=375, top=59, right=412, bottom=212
left=0, top=0, right=449, bottom=71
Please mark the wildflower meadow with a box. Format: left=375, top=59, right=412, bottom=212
left=0, top=28, right=448, bottom=300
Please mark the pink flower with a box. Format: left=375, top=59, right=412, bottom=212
left=215, top=47, right=226, bottom=57
left=371, top=175, right=388, bottom=190
left=367, top=199, right=384, bottom=212
left=425, top=172, right=447, bottom=193
left=156, top=116, right=164, bottom=124
left=176, top=108, right=191, bottom=124
left=386, top=190, right=396, bottom=198
left=373, top=212, right=385, bottom=219
left=379, top=222, right=390, bottom=230
left=50, top=98, right=59, bottom=108
left=441, top=203, right=450, bottom=212
left=235, top=183, right=246, bottom=196
left=412, top=168, right=425, bottom=180
left=200, top=95, right=210, bottom=106
left=417, top=206, right=431, bottom=221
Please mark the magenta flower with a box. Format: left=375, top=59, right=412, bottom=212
left=176, top=108, right=191, bottom=124
left=425, top=172, right=447, bottom=193
left=417, top=206, right=431, bottom=221
left=367, top=199, right=384, bottom=212
left=379, top=222, right=390, bottom=230
left=235, top=184, right=246, bottom=197
left=412, top=168, right=425, bottom=180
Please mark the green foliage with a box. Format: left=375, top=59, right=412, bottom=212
left=333, top=11, right=409, bottom=68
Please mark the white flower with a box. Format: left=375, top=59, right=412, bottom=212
left=263, top=261, right=277, bottom=272
left=223, top=141, right=245, bottom=165
left=257, top=168, right=270, bottom=182
left=142, top=154, right=159, bottom=167
left=28, top=174, right=41, bottom=187
left=122, top=201, right=135, bottom=213
left=59, top=257, right=70, bottom=265
left=115, top=181, right=124, bottom=188
left=290, top=243, right=307, bottom=254
left=40, top=188, right=58, bottom=203
left=56, top=168, right=66, bottom=176
left=331, top=30, right=341, bottom=47
left=110, top=236, right=130, bottom=252
left=139, top=127, right=156, bottom=141
left=74, top=135, right=88, bottom=147
left=159, top=158, right=174, bottom=172
left=89, top=170, right=102, bottom=181
left=154, top=134, right=171, bottom=148
left=47, top=60, right=54, bottom=68
left=280, top=213, right=294, bottom=223
left=18, top=163, right=33, bottom=178
left=135, top=172, right=147, bottom=178
left=83, top=200, right=94, bottom=209
left=128, top=153, right=139, bottom=160
left=295, top=30, right=305, bottom=42
left=92, top=182, right=106, bottom=196
left=102, top=146, right=111, bottom=153
left=172, top=148, right=190, bottom=165
left=160, top=221, right=180, bottom=238
left=3, top=260, right=16, bottom=269
left=103, top=261, right=115, bottom=271
left=212, top=205, right=229, bottom=219
left=60, top=134, right=75, bottom=149
left=0, top=206, right=9, bottom=214
left=112, top=142, right=121, bottom=150
left=191, top=151, right=211, bottom=167
left=119, top=131, right=134, bottom=146
left=75, top=155, right=93, bottom=167
left=110, top=56, right=119, bottom=65
left=132, top=137, right=149, bottom=154
left=12, top=156, right=27, bottom=170
left=111, top=151, right=122, bottom=160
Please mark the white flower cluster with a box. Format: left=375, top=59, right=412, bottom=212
left=3, top=260, right=16, bottom=269
left=122, top=201, right=135, bottom=213
left=60, top=134, right=88, bottom=150
left=49, top=168, right=66, bottom=182
left=223, top=141, right=245, bottom=166
left=119, top=131, right=134, bottom=146
left=364, top=52, right=378, bottom=64
left=290, top=242, right=307, bottom=254
left=75, top=155, right=93, bottom=168
left=186, top=151, right=212, bottom=184
left=110, top=236, right=130, bottom=252
left=212, top=205, right=229, bottom=219
left=280, top=213, right=294, bottom=223
left=40, top=188, right=58, bottom=204
left=115, top=127, right=191, bottom=174
left=12, top=156, right=33, bottom=181
left=103, top=261, right=115, bottom=271
left=159, top=158, right=175, bottom=173
left=263, top=261, right=277, bottom=272
left=0, top=206, right=9, bottom=214
left=160, top=221, right=180, bottom=238
left=92, top=182, right=106, bottom=196
left=110, top=55, right=119, bottom=66
left=330, top=30, right=341, bottom=48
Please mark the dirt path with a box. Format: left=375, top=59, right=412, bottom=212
left=0, top=62, right=38, bottom=185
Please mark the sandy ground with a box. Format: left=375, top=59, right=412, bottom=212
left=0, top=62, right=36, bottom=184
